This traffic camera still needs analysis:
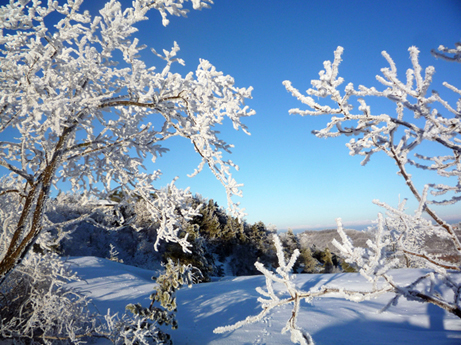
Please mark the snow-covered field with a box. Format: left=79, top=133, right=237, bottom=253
left=67, top=257, right=461, bottom=345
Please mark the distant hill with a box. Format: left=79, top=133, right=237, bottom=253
left=297, top=226, right=461, bottom=264
left=423, top=227, right=461, bottom=263
left=298, top=228, right=373, bottom=252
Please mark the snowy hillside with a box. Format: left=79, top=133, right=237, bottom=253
left=298, top=227, right=461, bottom=263
left=298, top=229, right=374, bottom=252
left=67, top=257, right=461, bottom=345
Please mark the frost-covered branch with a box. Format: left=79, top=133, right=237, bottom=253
left=284, top=42, right=461, bottom=258
left=215, top=234, right=395, bottom=345
left=334, top=212, right=461, bottom=316
left=215, top=234, right=313, bottom=345
left=432, top=42, right=461, bottom=63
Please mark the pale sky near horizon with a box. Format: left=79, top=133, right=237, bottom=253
left=1, top=0, right=461, bottom=231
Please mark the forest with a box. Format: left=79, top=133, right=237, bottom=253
left=53, top=193, right=354, bottom=279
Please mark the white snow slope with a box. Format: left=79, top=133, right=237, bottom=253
left=66, top=257, right=461, bottom=345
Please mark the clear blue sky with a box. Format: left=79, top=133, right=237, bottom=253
left=127, top=0, right=461, bottom=231
left=3, top=0, right=461, bottom=231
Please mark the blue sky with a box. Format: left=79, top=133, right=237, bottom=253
left=125, top=0, right=461, bottom=231
left=2, top=0, right=461, bottom=231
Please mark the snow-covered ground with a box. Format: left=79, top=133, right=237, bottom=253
left=66, top=257, right=461, bottom=345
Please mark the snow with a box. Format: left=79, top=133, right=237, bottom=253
left=66, top=257, right=461, bottom=344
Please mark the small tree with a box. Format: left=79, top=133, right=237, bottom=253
left=281, top=228, right=302, bottom=271
left=217, top=43, right=461, bottom=344
left=320, top=247, right=333, bottom=273
left=126, top=258, right=202, bottom=344
left=298, top=247, right=317, bottom=273
left=283, top=229, right=299, bottom=252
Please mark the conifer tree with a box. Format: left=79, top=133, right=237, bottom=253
left=281, top=229, right=301, bottom=272
left=284, top=229, right=299, bottom=252
left=298, top=247, right=317, bottom=273
left=126, top=258, right=202, bottom=342
left=321, top=247, right=334, bottom=273
left=197, top=200, right=222, bottom=240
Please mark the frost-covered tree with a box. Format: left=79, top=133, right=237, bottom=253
left=0, top=0, right=253, bottom=280
left=217, top=43, right=461, bottom=345
left=282, top=228, right=299, bottom=253
left=0, top=0, right=254, bottom=342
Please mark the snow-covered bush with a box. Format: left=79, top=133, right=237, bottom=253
left=217, top=43, right=461, bottom=344
left=151, top=258, right=202, bottom=312
left=0, top=251, right=96, bottom=344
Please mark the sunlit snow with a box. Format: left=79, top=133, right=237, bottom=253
left=67, top=257, right=461, bottom=345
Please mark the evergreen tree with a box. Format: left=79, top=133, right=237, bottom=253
left=284, top=229, right=299, bottom=253
left=321, top=247, right=334, bottom=273
left=219, top=217, right=243, bottom=255
left=246, top=221, right=268, bottom=252
left=281, top=229, right=301, bottom=272
left=162, top=223, right=214, bottom=281
left=126, top=259, right=202, bottom=344
left=198, top=200, right=222, bottom=240
left=229, top=244, right=260, bottom=276
left=298, top=247, right=318, bottom=273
